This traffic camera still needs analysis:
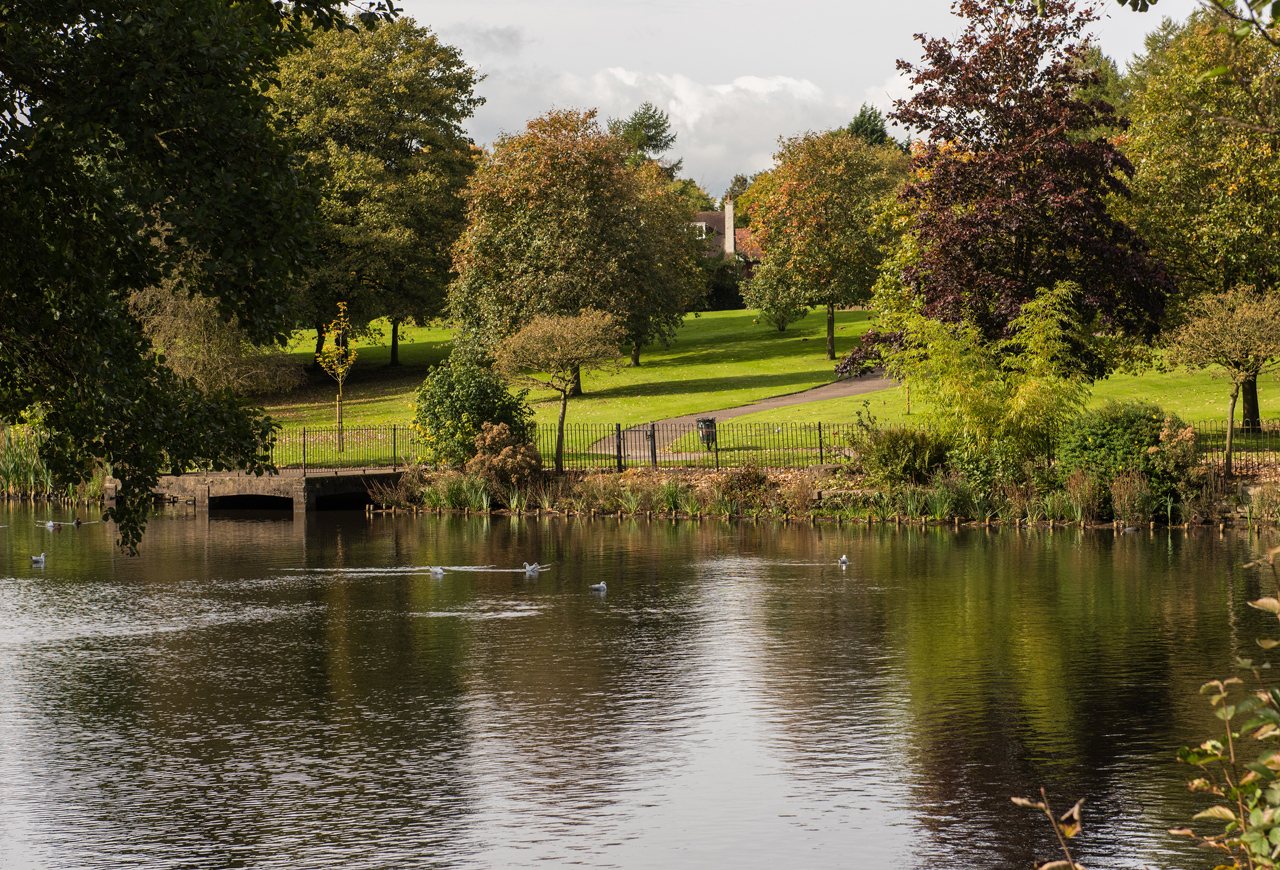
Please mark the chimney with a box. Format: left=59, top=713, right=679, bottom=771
left=723, top=198, right=735, bottom=257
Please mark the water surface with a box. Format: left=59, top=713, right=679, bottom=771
left=1, top=505, right=1274, bottom=868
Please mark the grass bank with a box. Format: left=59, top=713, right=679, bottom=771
left=265, top=309, right=874, bottom=427
left=264, top=310, right=1274, bottom=430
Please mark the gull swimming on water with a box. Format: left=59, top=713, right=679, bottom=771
left=838, top=554, right=849, bottom=567
left=31, top=553, right=46, bottom=566
left=428, top=566, right=445, bottom=577
left=523, top=562, right=550, bottom=577
left=589, top=581, right=607, bottom=592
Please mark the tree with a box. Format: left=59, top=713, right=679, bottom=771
left=272, top=18, right=481, bottom=366
left=846, top=103, right=893, bottom=147
left=884, top=282, right=1093, bottom=462
left=130, top=283, right=304, bottom=396
left=1120, top=10, right=1280, bottom=427
left=449, top=109, right=704, bottom=371
left=745, top=131, right=909, bottom=357
left=494, top=310, right=623, bottom=473
left=1111, top=0, right=1279, bottom=49
left=608, top=102, right=680, bottom=174
left=316, top=302, right=358, bottom=452
left=0, top=0, right=391, bottom=549
left=723, top=173, right=757, bottom=226
left=1168, top=287, right=1280, bottom=477
left=891, top=0, right=1169, bottom=376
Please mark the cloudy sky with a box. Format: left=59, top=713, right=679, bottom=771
left=399, top=0, right=1199, bottom=197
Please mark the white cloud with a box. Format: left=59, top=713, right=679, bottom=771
left=471, top=66, right=859, bottom=197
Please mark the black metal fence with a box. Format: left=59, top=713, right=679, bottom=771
left=270, top=419, right=1280, bottom=475
left=1193, top=420, right=1280, bottom=475
left=272, top=425, right=423, bottom=471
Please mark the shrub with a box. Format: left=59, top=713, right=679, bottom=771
left=1063, top=470, right=1104, bottom=524
left=413, top=357, right=532, bottom=468
left=464, top=422, right=541, bottom=494
left=1058, top=402, right=1196, bottom=509
left=718, top=464, right=776, bottom=510
left=848, top=411, right=950, bottom=486
left=1253, top=484, right=1280, bottom=524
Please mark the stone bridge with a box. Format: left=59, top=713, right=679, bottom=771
left=155, top=468, right=403, bottom=515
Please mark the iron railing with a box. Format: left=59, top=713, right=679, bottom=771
left=272, top=425, right=423, bottom=471
left=1192, top=420, right=1280, bottom=475
left=268, top=419, right=1280, bottom=475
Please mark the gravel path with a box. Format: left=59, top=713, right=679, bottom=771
left=588, top=371, right=895, bottom=461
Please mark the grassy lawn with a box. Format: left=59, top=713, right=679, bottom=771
left=732, top=368, right=1280, bottom=426
left=264, top=311, right=1277, bottom=431
left=264, top=309, right=875, bottom=428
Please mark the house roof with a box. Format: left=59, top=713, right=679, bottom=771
left=693, top=211, right=726, bottom=237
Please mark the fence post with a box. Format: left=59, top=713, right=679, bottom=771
left=714, top=439, right=720, bottom=471
left=392, top=425, right=397, bottom=472
left=301, top=427, right=307, bottom=476
left=649, top=423, right=658, bottom=468
left=818, top=422, right=824, bottom=465
left=615, top=423, right=624, bottom=473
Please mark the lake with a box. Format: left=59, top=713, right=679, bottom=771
left=1, top=505, right=1274, bottom=868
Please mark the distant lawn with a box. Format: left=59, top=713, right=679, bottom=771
left=263, top=309, right=875, bottom=428
left=732, top=368, right=1280, bottom=426
left=263, top=312, right=1275, bottom=431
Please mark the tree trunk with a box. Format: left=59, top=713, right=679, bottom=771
left=311, top=324, right=325, bottom=371
left=389, top=318, right=401, bottom=367
left=336, top=383, right=345, bottom=454
left=1242, top=374, right=1261, bottom=433
left=1225, top=383, right=1239, bottom=479
left=568, top=365, right=583, bottom=397
left=555, top=391, right=568, bottom=474
left=826, top=303, right=836, bottom=361
left=630, top=343, right=641, bottom=367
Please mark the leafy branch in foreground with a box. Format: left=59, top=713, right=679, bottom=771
left=1171, top=595, right=1280, bottom=867
left=1010, top=788, right=1086, bottom=869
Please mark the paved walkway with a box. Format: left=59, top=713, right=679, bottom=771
left=589, top=371, right=895, bottom=461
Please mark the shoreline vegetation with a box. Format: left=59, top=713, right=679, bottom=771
left=366, top=464, right=1280, bottom=531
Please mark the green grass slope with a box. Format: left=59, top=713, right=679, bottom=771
left=265, top=309, right=874, bottom=428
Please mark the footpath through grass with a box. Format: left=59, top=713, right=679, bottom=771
left=264, top=309, right=874, bottom=428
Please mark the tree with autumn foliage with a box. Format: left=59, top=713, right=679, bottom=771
left=449, top=109, right=704, bottom=373
left=1120, top=9, right=1280, bottom=427
left=745, top=130, right=909, bottom=357
left=887, top=0, right=1169, bottom=377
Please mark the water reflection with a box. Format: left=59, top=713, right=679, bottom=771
left=0, top=506, right=1272, bottom=867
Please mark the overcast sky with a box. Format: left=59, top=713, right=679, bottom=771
left=399, top=0, right=1199, bottom=197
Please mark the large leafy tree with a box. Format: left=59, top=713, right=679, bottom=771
left=0, top=0, right=390, bottom=549
left=745, top=131, right=909, bottom=358
left=1121, top=10, right=1280, bottom=426
left=449, top=109, right=705, bottom=372
left=272, top=18, right=481, bottom=366
left=891, top=0, right=1169, bottom=376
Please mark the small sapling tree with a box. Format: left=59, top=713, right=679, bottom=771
left=316, top=301, right=358, bottom=452
left=495, top=310, right=623, bottom=473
